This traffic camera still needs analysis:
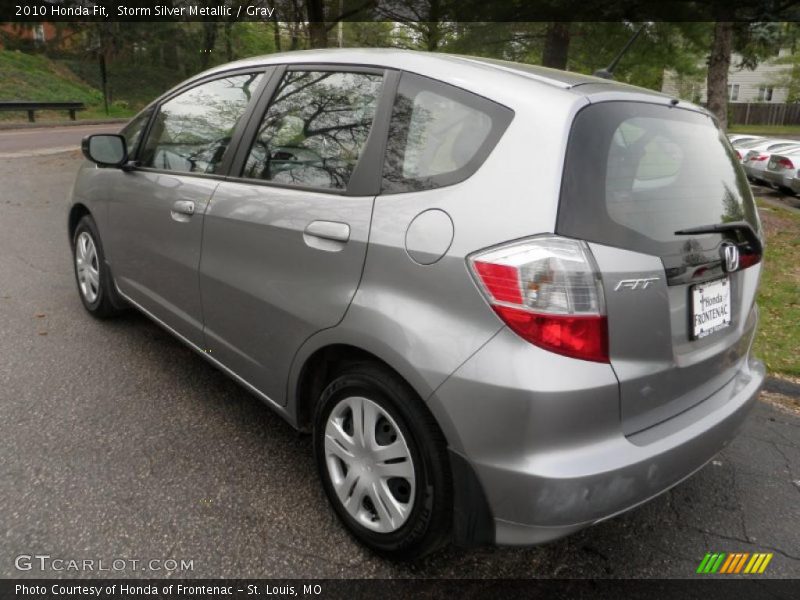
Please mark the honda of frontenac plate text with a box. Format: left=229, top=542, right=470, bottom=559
left=69, top=49, right=765, bottom=560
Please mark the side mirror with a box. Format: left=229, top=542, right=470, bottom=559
left=81, top=134, right=128, bottom=167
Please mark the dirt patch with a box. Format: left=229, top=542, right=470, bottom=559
left=761, top=391, right=800, bottom=416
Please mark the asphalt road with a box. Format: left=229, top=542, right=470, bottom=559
left=0, top=124, right=121, bottom=157
left=1, top=150, right=799, bottom=579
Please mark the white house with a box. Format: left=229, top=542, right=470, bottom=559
left=662, top=48, right=793, bottom=104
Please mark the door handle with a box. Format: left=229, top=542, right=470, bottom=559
left=172, top=200, right=195, bottom=216
left=304, top=221, right=350, bottom=243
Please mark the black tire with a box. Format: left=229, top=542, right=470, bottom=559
left=313, top=363, right=452, bottom=560
left=71, top=215, right=125, bottom=319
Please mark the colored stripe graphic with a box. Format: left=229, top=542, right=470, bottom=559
left=719, top=554, right=736, bottom=573
left=720, top=553, right=737, bottom=573
left=697, top=552, right=773, bottom=574
left=697, top=553, right=713, bottom=573
left=733, top=553, right=750, bottom=573
left=757, top=554, right=773, bottom=573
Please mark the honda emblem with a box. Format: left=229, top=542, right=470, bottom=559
left=721, top=243, right=740, bottom=273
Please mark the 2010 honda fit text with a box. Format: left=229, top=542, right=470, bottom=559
left=68, top=49, right=765, bottom=560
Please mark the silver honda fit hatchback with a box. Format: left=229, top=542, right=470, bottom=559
left=69, top=49, right=765, bottom=559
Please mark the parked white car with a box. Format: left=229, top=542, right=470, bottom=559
left=742, top=141, right=800, bottom=185
left=763, top=148, right=800, bottom=195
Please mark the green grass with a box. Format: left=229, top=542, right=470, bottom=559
left=753, top=200, right=800, bottom=378
left=0, top=49, right=101, bottom=105
left=0, top=50, right=138, bottom=122
left=729, top=124, right=800, bottom=136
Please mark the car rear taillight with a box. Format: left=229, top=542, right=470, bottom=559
left=752, top=154, right=768, bottom=162
left=469, top=237, right=608, bottom=362
left=738, top=253, right=761, bottom=269
left=735, top=150, right=742, bottom=160
left=777, top=157, right=795, bottom=169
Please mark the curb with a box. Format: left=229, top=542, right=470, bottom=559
left=0, top=119, right=128, bottom=131
left=764, top=376, right=800, bottom=398
left=757, top=195, right=800, bottom=215
left=0, top=146, right=80, bottom=159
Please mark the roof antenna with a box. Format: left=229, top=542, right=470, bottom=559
left=593, top=25, right=645, bottom=80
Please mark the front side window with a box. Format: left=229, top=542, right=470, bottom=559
left=381, top=73, right=512, bottom=194
left=140, top=73, right=263, bottom=174
left=242, top=70, right=383, bottom=190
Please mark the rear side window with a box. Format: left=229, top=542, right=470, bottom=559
left=381, top=73, right=513, bottom=194
left=557, top=102, right=759, bottom=257
left=242, top=70, right=383, bottom=190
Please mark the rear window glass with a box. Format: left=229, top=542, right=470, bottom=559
left=557, top=102, right=759, bottom=257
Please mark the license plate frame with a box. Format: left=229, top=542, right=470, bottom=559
left=691, top=277, right=732, bottom=340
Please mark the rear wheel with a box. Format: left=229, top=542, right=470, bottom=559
left=313, top=363, right=452, bottom=560
left=72, top=215, right=124, bottom=318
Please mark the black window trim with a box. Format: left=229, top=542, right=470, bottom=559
left=379, top=71, right=515, bottom=195
left=227, top=63, right=398, bottom=197
left=119, top=107, right=154, bottom=161
left=132, top=66, right=273, bottom=180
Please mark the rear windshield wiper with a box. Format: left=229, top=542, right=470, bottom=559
left=675, top=221, right=763, bottom=255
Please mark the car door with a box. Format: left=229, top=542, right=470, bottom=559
left=199, top=66, right=394, bottom=405
left=106, top=70, right=266, bottom=346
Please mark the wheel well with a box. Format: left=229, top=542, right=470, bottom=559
left=295, top=343, right=494, bottom=545
left=68, top=203, right=91, bottom=240
left=295, top=344, right=413, bottom=432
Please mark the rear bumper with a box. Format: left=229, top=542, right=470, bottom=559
left=432, top=329, right=765, bottom=546
left=763, top=169, right=793, bottom=189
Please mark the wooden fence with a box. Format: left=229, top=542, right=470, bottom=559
left=729, top=103, right=800, bottom=126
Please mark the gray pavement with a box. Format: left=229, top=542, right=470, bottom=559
left=0, top=124, right=121, bottom=157
left=0, top=152, right=798, bottom=579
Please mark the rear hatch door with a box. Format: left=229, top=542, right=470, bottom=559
left=557, top=101, right=763, bottom=435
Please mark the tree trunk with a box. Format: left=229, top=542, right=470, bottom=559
left=289, top=0, right=303, bottom=49
left=707, top=22, right=734, bottom=130
left=422, top=22, right=442, bottom=52
left=306, top=0, right=327, bottom=48
left=308, top=22, right=328, bottom=48
left=224, top=21, right=234, bottom=62
left=272, top=17, right=281, bottom=52
left=541, top=23, right=571, bottom=70
left=423, top=0, right=443, bottom=52
left=201, top=22, right=218, bottom=69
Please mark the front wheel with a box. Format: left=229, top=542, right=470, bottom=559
left=313, top=363, right=452, bottom=560
left=72, top=215, right=124, bottom=318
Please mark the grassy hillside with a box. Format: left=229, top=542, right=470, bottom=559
left=0, top=50, right=101, bottom=104
left=59, top=59, right=182, bottom=111
left=0, top=50, right=133, bottom=120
